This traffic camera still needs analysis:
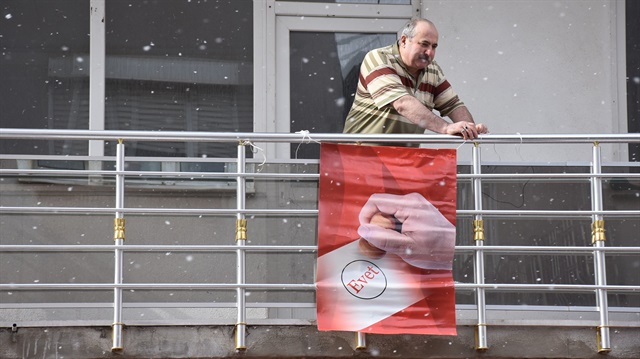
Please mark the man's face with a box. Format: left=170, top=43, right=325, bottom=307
left=400, top=22, right=438, bottom=74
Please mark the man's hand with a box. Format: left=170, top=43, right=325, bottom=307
left=445, top=121, right=489, bottom=140
left=447, top=106, right=489, bottom=140
left=357, top=192, right=455, bottom=270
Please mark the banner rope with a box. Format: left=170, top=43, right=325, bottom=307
left=456, top=139, right=468, bottom=150
left=514, top=132, right=524, bottom=160
left=245, top=141, right=267, bottom=172
left=294, top=130, right=322, bottom=159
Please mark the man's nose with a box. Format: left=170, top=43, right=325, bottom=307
left=425, top=47, right=434, bottom=57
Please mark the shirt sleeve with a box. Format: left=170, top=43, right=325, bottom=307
left=431, top=62, right=465, bottom=117
left=360, top=52, right=410, bottom=110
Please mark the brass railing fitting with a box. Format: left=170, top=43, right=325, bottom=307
left=474, top=324, right=489, bottom=350
left=236, top=219, right=247, bottom=241
left=591, top=220, right=606, bottom=243
left=355, top=332, right=367, bottom=350
left=235, top=322, right=247, bottom=350
left=596, top=325, right=612, bottom=353
left=473, top=219, right=485, bottom=241
left=111, top=322, right=124, bottom=351
left=114, top=218, right=125, bottom=240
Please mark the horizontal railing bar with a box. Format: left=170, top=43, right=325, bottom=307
left=0, top=302, right=318, bottom=309
left=455, top=246, right=640, bottom=254
left=0, top=154, right=322, bottom=166
left=454, top=304, right=640, bottom=313
left=1, top=129, right=639, bottom=144
left=0, top=207, right=318, bottom=215
left=4, top=154, right=640, bottom=169
left=458, top=173, right=640, bottom=179
left=1, top=283, right=638, bottom=292
left=0, top=245, right=318, bottom=252
left=3, top=303, right=638, bottom=312
left=0, top=153, right=244, bottom=163
left=0, top=283, right=315, bottom=290
left=1, top=245, right=638, bottom=253
left=455, top=283, right=640, bottom=292
left=0, top=169, right=320, bottom=179
left=3, top=169, right=640, bottom=180
left=2, top=207, right=637, bottom=218
left=456, top=210, right=639, bottom=217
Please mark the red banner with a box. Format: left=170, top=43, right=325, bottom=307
left=316, top=143, right=457, bottom=335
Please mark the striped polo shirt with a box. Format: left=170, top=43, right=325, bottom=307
left=343, top=41, right=465, bottom=138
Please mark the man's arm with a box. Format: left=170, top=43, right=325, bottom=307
left=449, top=106, right=489, bottom=134
left=447, top=105, right=474, bottom=123
left=392, top=95, right=485, bottom=139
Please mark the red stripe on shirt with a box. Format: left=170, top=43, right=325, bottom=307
left=364, top=67, right=398, bottom=86
left=434, top=80, right=451, bottom=98
left=359, top=72, right=366, bottom=87
left=399, top=75, right=414, bottom=88
left=418, top=83, right=436, bottom=94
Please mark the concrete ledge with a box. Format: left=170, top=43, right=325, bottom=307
left=2, top=325, right=639, bottom=359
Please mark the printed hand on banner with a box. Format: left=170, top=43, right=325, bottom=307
left=357, top=192, right=455, bottom=270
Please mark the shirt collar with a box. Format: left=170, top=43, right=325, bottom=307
left=393, top=40, right=427, bottom=77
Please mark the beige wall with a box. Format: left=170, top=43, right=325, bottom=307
left=423, top=0, right=626, bottom=163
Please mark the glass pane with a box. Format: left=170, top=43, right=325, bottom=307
left=0, top=0, right=89, bottom=155
left=105, top=0, right=253, bottom=159
left=289, top=32, right=396, bottom=159
left=626, top=0, right=640, bottom=162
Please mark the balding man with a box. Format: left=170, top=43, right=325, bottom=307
left=344, top=17, right=488, bottom=143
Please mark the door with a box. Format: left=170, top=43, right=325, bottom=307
left=259, top=1, right=416, bottom=159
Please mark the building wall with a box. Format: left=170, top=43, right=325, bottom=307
left=423, top=0, right=627, bottom=163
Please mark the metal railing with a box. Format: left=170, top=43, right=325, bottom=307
left=1, top=129, right=639, bottom=353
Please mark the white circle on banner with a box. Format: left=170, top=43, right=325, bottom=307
left=340, top=260, right=387, bottom=300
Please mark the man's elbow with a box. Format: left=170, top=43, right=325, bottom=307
left=391, top=95, right=411, bottom=113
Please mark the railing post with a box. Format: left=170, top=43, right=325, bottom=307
left=590, top=142, right=611, bottom=353
left=112, top=139, right=125, bottom=351
left=472, top=143, right=488, bottom=350
left=235, top=141, right=248, bottom=350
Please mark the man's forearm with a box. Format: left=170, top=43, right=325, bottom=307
left=392, top=95, right=449, bottom=134
left=392, top=95, right=486, bottom=138
left=447, top=106, right=474, bottom=124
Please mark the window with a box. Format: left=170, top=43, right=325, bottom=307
left=0, top=0, right=254, bottom=161
left=104, top=0, right=253, bottom=159
left=0, top=0, right=89, bottom=155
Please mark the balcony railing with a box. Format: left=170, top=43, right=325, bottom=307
left=1, top=129, right=639, bottom=353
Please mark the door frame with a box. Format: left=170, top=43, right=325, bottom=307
left=254, top=0, right=418, bottom=159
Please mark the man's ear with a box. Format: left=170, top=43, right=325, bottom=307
left=399, top=35, right=407, bottom=47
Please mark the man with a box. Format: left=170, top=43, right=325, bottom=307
left=343, top=17, right=488, bottom=142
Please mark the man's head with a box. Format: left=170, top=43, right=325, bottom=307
left=399, top=18, right=439, bottom=75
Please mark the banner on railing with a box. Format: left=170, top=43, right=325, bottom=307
left=316, top=143, right=457, bottom=335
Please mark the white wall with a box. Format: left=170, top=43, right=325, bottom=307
left=424, top=0, right=627, bottom=163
